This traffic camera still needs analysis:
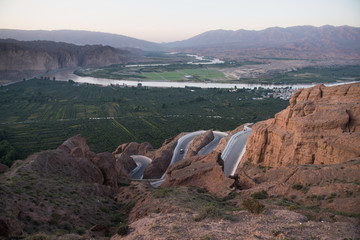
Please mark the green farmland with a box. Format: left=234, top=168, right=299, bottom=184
left=0, top=79, right=288, bottom=165
left=75, top=65, right=230, bottom=82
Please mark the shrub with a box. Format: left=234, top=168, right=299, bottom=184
left=289, top=205, right=298, bottom=211
left=117, top=223, right=129, bottom=236
left=242, top=198, right=265, bottom=214
left=292, top=183, right=303, bottom=190
left=251, top=190, right=268, bottom=199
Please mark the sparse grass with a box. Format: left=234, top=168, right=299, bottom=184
left=292, top=183, right=309, bottom=193
left=242, top=198, right=265, bottom=214
left=152, top=187, right=174, bottom=198
left=194, top=204, right=231, bottom=221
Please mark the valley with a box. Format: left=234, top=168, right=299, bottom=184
left=72, top=52, right=360, bottom=85
left=1, top=25, right=360, bottom=240
left=0, top=78, right=288, bottom=164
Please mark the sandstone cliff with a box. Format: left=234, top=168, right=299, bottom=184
left=240, top=83, right=360, bottom=168
left=0, top=39, right=133, bottom=80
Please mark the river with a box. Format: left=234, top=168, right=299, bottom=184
left=52, top=69, right=358, bottom=90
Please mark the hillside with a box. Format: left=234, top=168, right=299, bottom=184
left=1, top=83, right=360, bottom=239
left=0, top=39, right=139, bottom=81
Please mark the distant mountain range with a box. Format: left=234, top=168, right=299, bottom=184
left=0, top=29, right=163, bottom=51
left=166, top=25, right=360, bottom=49
left=1, top=25, right=359, bottom=53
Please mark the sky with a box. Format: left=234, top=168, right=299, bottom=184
left=0, top=0, right=359, bottom=43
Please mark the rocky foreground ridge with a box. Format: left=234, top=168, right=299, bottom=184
left=1, top=83, right=360, bottom=239
left=241, top=82, right=360, bottom=168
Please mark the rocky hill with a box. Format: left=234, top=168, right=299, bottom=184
left=1, top=83, right=360, bottom=239
left=240, top=83, right=360, bottom=167
left=0, top=39, right=137, bottom=81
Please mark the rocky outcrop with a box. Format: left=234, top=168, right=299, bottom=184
left=185, top=130, right=214, bottom=158
left=162, top=151, right=234, bottom=197
left=116, top=154, right=137, bottom=174
left=113, top=142, right=153, bottom=158
left=241, top=83, right=360, bottom=168
left=142, top=133, right=185, bottom=179
left=92, top=152, right=119, bottom=188
left=29, top=149, right=104, bottom=184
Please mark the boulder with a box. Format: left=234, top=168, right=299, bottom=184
left=116, top=154, right=137, bottom=174
left=58, top=134, right=95, bottom=159
left=92, top=152, right=118, bottom=188
left=0, top=163, right=8, bottom=173
left=240, top=83, right=360, bottom=168
left=162, top=151, right=234, bottom=197
left=0, top=218, right=23, bottom=238
left=185, top=130, right=214, bottom=158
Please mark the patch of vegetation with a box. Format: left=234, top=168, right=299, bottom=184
left=116, top=223, right=129, bottom=236
left=242, top=198, right=265, bottom=214
left=194, top=203, right=232, bottom=221
left=251, top=190, right=268, bottom=199
left=152, top=187, right=174, bottom=198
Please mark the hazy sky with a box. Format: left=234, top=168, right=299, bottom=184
left=0, top=0, right=359, bottom=42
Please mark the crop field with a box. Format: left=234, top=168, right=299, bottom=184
left=143, top=68, right=227, bottom=81
left=0, top=78, right=288, bottom=164
left=75, top=65, right=229, bottom=82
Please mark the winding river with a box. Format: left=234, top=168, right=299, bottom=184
left=53, top=69, right=358, bottom=90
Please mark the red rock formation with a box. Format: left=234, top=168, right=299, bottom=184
left=240, top=83, right=360, bottom=168
left=116, top=154, right=137, bottom=174
left=30, top=149, right=104, bottom=184
left=57, top=134, right=95, bottom=159
left=162, top=151, right=234, bottom=197
left=92, top=152, right=118, bottom=188
left=185, top=130, right=214, bottom=158
left=142, top=133, right=185, bottom=179
left=113, top=142, right=153, bottom=158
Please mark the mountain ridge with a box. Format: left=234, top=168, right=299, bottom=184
left=1, top=25, right=359, bottom=51
left=0, top=29, right=163, bottom=51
